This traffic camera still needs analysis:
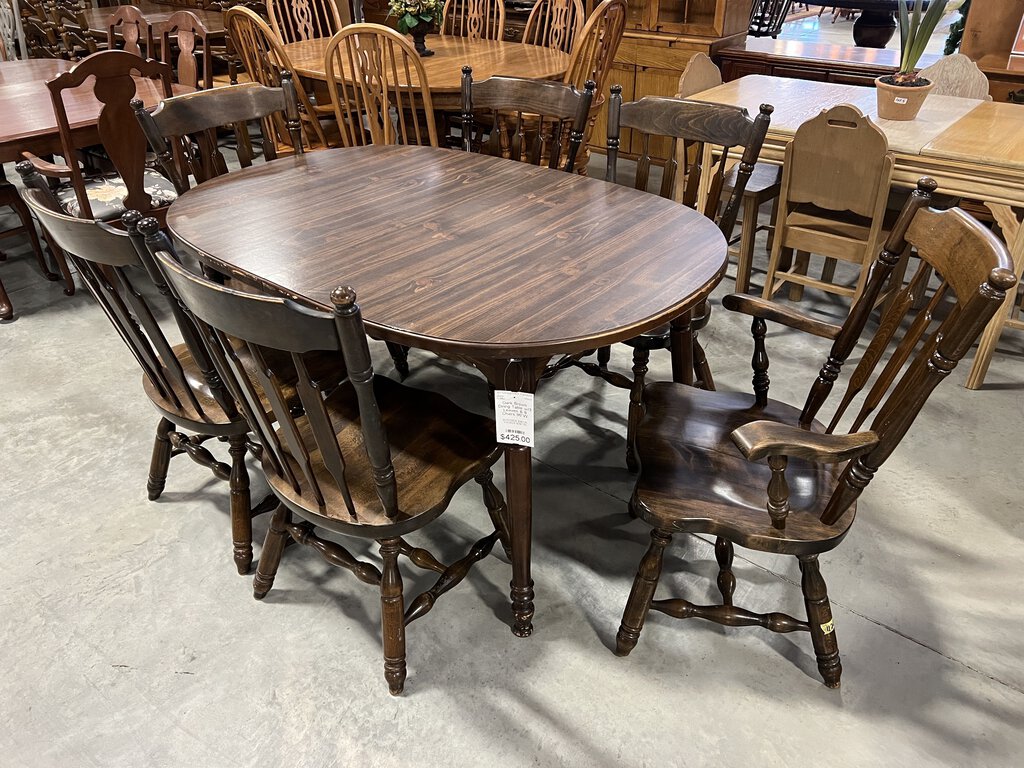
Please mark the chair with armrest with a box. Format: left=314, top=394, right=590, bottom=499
left=19, top=183, right=274, bottom=574
left=145, top=219, right=510, bottom=695
left=569, top=90, right=772, bottom=471
left=614, top=178, right=1016, bottom=688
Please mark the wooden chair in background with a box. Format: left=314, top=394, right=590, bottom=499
left=324, top=24, right=439, bottom=149
left=523, top=0, right=584, bottom=54
left=148, top=222, right=510, bottom=695
left=919, top=53, right=993, bottom=100
left=762, top=104, right=895, bottom=307
left=460, top=68, right=595, bottom=170
left=267, top=0, right=349, bottom=45
left=19, top=0, right=63, bottom=59
left=441, top=0, right=505, bottom=40
left=577, top=91, right=772, bottom=470
left=615, top=179, right=1016, bottom=688
left=52, top=0, right=100, bottom=60
left=20, top=186, right=275, bottom=574
left=161, top=10, right=213, bottom=90
left=107, top=4, right=156, bottom=58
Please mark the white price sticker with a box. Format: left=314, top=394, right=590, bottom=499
left=894, top=97, right=908, bottom=105
left=494, top=390, right=535, bottom=448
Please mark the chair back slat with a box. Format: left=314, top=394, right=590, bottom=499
left=441, top=0, right=504, bottom=40
left=324, top=24, right=438, bottom=149
left=267, top=0, right=346, bottom=45
left=523, top=0, right=583, bottom=54
left=161, top=10, right=212, bottom=90
left=107, top=5, right=156, bottom=58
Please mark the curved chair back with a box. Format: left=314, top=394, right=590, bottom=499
left=441, top=0, right=505, bottom=40
left=107, top=4, right=156, bottom=58
left=919, top=53, right=993, bottom=100
left=523, top=0, right=584, bottom=55
left=161, top=10, right=212, bottom=90
left=267, top=0, right=348, bottom=45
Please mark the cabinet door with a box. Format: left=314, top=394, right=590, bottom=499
left=592, top=63, right=636, bottom=154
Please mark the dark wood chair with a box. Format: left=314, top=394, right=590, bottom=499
left=51, top=0, right=100, bottom=60
left=107, top=4, right=157, bottom=58
left=160, top=10, right=213, bottom=90
left=567, top=90, right=772, bottom=470
left=146, top=221, right=510, bottom=695
left=135, top=74, right=303, bottom=193
left=615, top=179, right=1016, bottom=688
left=19, top=181, right=274, bottom=574
left=20, top=0, right=64, bottom=59
left=20, top=50, right=179, bottom=224
left=460, top=68, right=596, bottom=171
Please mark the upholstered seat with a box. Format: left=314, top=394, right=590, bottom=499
left=55, top=169, right=178, bottom=221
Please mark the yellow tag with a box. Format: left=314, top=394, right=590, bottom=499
left=820, top=619, right=835, bottom=635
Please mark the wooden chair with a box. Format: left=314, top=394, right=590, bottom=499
left=225, top=6, right=333, bottom=150
left=20, top=50, right=179, bottom=224
left=19, top=184, right=273, bottom=574
left=561, top=0, right=627, bottom=169
left=582, top=91, right=772, bottom=470
left=920, top=53, right=993, bottom=100
left=147, top=223, right=510, bottom=695
left=460, top=67, right=595, bottom=170
left=160, top=10, right=213, bottom=90
left=267, top=0, right=348, bottom=45
left=324, top=24, right=439, bottom=149
left=675, top=53, right=782, bottom=294
left=136, top=74, right=303, bottom=193
left=762, top=104, right=895, bottom=306
left=107, top=4, right=156, bottom=58
left=615, top=178, right=1016, bottom=688
left=522, top=0, right=584, bottom=55
left=441, top=0, right=505, bottom=40
left=19, top=0, right=63, bottom=59
left=50, top=0, right=100, bottom=61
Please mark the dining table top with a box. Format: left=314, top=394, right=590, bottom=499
left=280, top=35, right=571, bottom=94
left=80, top=0, right=227, bottom=37
left=166, top=145, right=727, bottom=360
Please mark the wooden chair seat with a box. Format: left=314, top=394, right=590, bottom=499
left=269, top=374, right=500, bottom=537
left=633, top=383, right=853, bottom=554
left=724, top=161, right=780, bottom=200
left=786, top=203, right=874, bottom=241
left=53, top=169, right=178, bottom=221
left=142, top=341, right=239, bottom=429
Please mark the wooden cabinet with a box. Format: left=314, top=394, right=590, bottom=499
left=596, top=0, right=753, bottom=159
left=959, top=0, right=1024, bottom=103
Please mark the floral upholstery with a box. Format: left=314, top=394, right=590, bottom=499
left=55, top=169, right=179, bottom=221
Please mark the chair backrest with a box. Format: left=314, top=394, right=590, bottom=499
left=225, top=5, right=329, bottom=148
left=324, top=24, right=438, bottom=148
left=51, top=0, right=98, bottom=60
left=783, top=103, right=892, bottom=220
left=606, top=90, right=773, bottom=239
left=1, top=0, right=17, bottom=61
left=267, top=0, right=348, bottom=45
left=20, top=0, right=63, bottom=59
left=45, top=49, right=175, bottom=220
left=461, top=68, right=595, bottom=171
left=107, top=4, right=157, bottom=58
left=919, top=53, right=993, bottom=100
left=18, top=184, right=237, bottom=426
left=563, top=0, right=626, bottom=147
left=136, top=75, right=304, bottom=192
left=523, top=0, right=584, bottom=55
left=145, top=222, right=407, bottom=521
left=766, top=179, right=1016, bottom=525
left=676, top=52, right=722, bottom=98
left=441, top=0, right=504, bottom=40
left=161, top=10, right=212, bottom=90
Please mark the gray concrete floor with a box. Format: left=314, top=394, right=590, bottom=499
left=2, top=155, right=1023, bottom=767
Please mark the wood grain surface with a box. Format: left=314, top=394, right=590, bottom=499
left=166, top=145, right=728, bottom=359
left=922, top=100, right=1024, bottom=170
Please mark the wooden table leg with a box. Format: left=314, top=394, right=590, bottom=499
left=669, top=311, right=694, bottom=385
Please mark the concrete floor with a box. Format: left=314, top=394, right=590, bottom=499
left=2, top=155, right=1023, bottom=767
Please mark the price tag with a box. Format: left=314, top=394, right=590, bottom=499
left=494, top=390, right=535, bottom=448
left=894, top=97, right=908, bottom=105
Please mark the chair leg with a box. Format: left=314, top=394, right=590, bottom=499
left=253, top=504, right=289, bottom=599
left=799, top=554, right=842, bottom=688
left=41, top=231, right=75, bottom=296
left=597, top=345, right=611, bottom=369
left=715, top=537, right=735, bottom=606
left=788, top=251, right=810, bottom=301
left=616, top=528, right=672, bottom=656
left=476, top=468, right=512, bottom=559
left=691, top=334, right=714, bottom=391
left=735, top=194, right=758, bottom=293
left=147, top=417, right=174, bottom=500
left=625, top=347, right=649, bottom=473
left=379, top=537, right=407, bottom=695
left=228, top=433, right=254, bottom=575
left=0, top=275, right=12, bottom=321
left=385, top=341, right=410, bottom=379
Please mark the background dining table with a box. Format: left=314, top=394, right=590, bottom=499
left=165, top=144, right=729, bottom=638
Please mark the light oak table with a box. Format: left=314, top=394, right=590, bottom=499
left=281, top=35, right=570, bottom=110
left=692, top=74, right=1024, bottom=389
left=166, top=144, right=728, bottom=637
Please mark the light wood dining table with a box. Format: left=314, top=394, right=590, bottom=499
left=165, top=144, right=728, bottom=638
left=691, top=74, right=1024, bottom=389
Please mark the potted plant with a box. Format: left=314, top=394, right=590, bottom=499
left=388, top=0, right=442, bottom=57
left=875, top=0, right=952, bottom=120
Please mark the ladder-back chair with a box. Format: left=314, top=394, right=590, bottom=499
left=615, top=179, right=1016, bottom=688
left=523, top=0, right=584, bottom=54
left=146, top=222, right=509, bottom=695
left=440, top=0, right=505, bottom=40
left=267, top=0, right=349, bottom=45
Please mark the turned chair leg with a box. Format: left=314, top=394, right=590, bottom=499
left=597, top=345, right=611, bottom=369
left=379, top=537, right=407, bottom=695
left=253, top=504, right=290, bottom=599
left=799, top=554, right=842, bottom=688
left=692, top=335, right=714, bottom=391
left=385, top=341, right=410, bottom=380
left=616, top=528, right=672, bottom=656
left=147, top=417, right=174, bottom=500
left=476, top=468, right=512, bottom=559
left=228, top=433, right=254, bottom=574
left=715, top=537, right=735, bottom=606
left=625, top=347, right=650, bottom=472
left=0, top=276, right=13, bottom=321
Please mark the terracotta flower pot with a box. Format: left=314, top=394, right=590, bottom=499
left=874, top=76, right=934, bottom=121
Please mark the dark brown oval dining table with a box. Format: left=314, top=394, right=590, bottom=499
left=166, top=144, right=728, bottom=638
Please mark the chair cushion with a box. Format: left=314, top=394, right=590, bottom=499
left=633, top=383, right=856, bottom=555
left=55, top=169, right=178, bottom=221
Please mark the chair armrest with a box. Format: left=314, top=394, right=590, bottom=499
left=722, top=294, right=842, bottom=340
left=731, top=420, right=878, bottom=463
left=20, top=152, right=73, bottom=178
